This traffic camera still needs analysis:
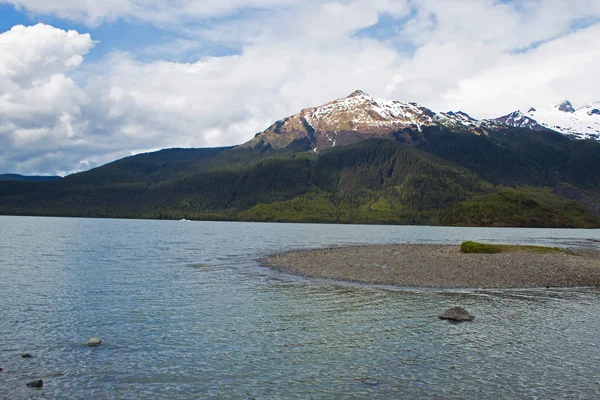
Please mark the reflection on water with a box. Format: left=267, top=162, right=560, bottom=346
left=0, top=216, right=599, bottom=399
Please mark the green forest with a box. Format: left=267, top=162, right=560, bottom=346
left=1, top=126, right=599, bottom=228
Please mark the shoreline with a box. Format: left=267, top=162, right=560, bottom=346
left=261, top=244, right=600, bottom=289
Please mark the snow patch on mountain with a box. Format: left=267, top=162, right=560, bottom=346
left=245, top=91, right=600, bottom=150
left=492, top=100, right=600, bottom=141
left=299, top=90, right=480, bottom=133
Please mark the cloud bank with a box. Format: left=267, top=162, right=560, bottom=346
left=0, top=0, right=599, bottom=175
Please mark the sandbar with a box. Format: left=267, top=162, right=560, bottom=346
left=261, top=244, right=600, bottom=288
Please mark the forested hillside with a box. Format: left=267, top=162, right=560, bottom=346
left=1, top=128, right=599, bottom=227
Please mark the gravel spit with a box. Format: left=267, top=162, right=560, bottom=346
left=261, top=244, right=600, bottom=288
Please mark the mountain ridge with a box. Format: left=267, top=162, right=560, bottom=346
left=244, top=91, right=600, bottom=152
left=243, top=90, right=490, bottom=151
left=492, top=100, right=600, bottom=141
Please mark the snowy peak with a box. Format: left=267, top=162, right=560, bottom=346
left=244, top=92, right=600, bottom=151
left=492, top=101, right=600, bottom=141
left=346, top=89, right=369, bottom=98
left=302, top=91, right=439, bottom=131
left=490, top=110, right=548, bottom=132
left=244, top=91, right=482, bottom=150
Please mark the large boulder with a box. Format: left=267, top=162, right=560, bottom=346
left=438, top=306, right=474, bottom=321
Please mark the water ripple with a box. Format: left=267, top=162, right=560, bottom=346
left=1, top=217, right=600, bottom=398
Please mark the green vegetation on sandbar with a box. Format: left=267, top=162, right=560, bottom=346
left=460, top=241, right=569, bottom=254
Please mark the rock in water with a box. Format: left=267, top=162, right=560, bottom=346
left=26, top=379, right=43, bottom=388
left=88, top=338, right=102, bottom=347
left=438, top=306, right=474, bottom=321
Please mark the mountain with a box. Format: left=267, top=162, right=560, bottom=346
left=0, top=174, right=61, bottom=182
left=491, top=100, right=600, bottom=141
left=1, top=91, right=600, bottom=228
left=245, top=92, right=600, bottom=151
left=243, top=90, right=489, bottom=151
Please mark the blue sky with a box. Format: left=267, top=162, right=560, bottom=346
left=1, top=0, right=599, bottom=175
left=0, top=2, right=263, bottom=66
left=1, top=4, right=208, bottom=62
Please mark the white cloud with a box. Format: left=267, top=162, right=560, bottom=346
left=0, top=24, right=93, bottom=85
left=401, top=0, right=600, bottom=50
left=0, top=24, right=94, bottom=174
left=1, top=1, right=600, bottom=175
left=440, top=24, right=600, bottom=117
left=384, top=0, right=600, bottom=115
left=81, top=31, right=401, bottom=149
left=1, top=73, right=84, bottom=120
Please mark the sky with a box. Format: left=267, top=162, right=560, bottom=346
left=0, top=0, right=599, bottom=176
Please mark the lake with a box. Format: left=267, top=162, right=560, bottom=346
left=1, top=216, right=599, bottom=399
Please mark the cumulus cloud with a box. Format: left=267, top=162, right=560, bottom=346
left=0, top=24, right=93, bottom=84
left=0, top=24, right=94, bottom=174
left=1, top=1, right=600, bottom=175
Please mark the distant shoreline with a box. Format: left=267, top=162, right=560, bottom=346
left=261, top=244, right=600, bottom=289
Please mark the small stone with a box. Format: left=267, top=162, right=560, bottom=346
left=26, top=379, right=43, bottom=388
left=438, top=306, right=474, bottom=322
left=21, top=353, right=33, bottom=358
left=88, top=338, right=102, bottom=347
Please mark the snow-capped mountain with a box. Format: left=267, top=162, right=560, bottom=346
left=491, top=100, right=600, bottom=141
left=244, top=90, right=482, bottom=150
left=244, top=91, right=600, bottom=151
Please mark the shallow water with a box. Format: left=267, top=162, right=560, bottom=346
left=1, top=216, right=599, bottom=399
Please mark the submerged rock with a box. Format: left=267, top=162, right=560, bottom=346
left=438, top=306, right=474, bottom=322
left=88, top=338, right=102, bottom=347
left=26, top=379, right=43, bottom=388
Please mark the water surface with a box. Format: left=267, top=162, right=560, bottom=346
left=1, top=216, right=599, bottom=399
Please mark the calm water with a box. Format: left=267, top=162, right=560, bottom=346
left=1, top=216, right=600, bottom=399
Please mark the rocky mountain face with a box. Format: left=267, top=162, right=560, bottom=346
left=243, top=91, right=600, bottom=151
left=553, top=184, right=600, bottom=216
left=242, top=90, right=488, bottom=151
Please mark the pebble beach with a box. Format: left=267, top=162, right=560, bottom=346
left=262, top=244, right=600, bottom=288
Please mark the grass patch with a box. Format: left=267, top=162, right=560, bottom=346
left=460, top=241, right=568, bottom=254
left=460, top=241, right=502, bottom=254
